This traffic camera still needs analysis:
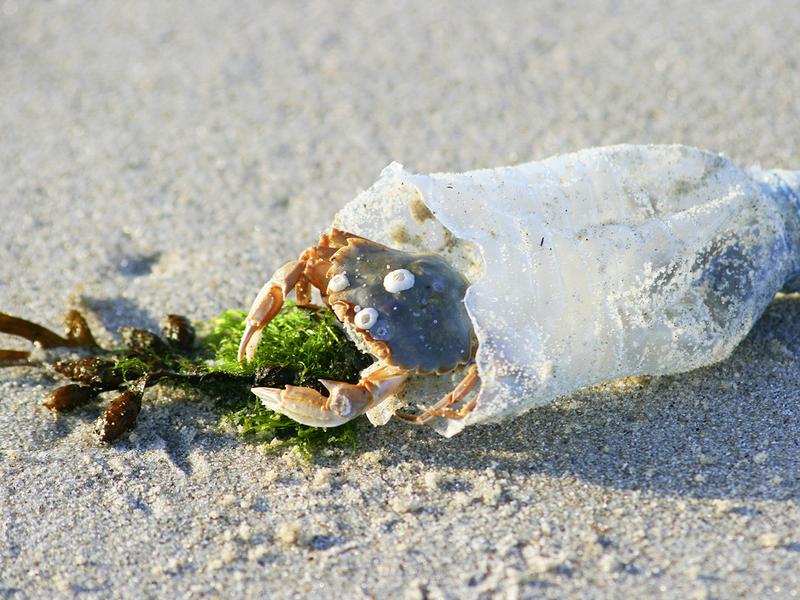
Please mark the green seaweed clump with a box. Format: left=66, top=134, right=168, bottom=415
left=200, top=304, right=373, bottom=458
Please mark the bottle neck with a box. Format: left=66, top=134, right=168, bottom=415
left=758, top=169, right=800, bottom=291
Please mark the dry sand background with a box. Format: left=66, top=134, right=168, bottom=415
left=1, top=1, right=799, bottom=598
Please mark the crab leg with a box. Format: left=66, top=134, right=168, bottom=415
left=238, top=230, right=364, bottom=362
left=394, top=364, right=480, bottom=424
left=238, top=259, right=306, bottom=361
left=251, top=363, right=407, bottom=427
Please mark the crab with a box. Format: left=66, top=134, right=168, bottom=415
left=238, top=228, right=480, bottom=427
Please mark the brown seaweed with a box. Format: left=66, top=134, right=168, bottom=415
left=0, top=312, right=83, bottom=350
left=53, top=357, right=125, bottom=390
left=160, top=314, right=196, bottom=352
left=96, top=379, right=146, bottom=442
left=43, top=384, right=99, bottom=412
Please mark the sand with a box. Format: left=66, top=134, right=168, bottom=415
left=1, top=1, right=799, bottom=598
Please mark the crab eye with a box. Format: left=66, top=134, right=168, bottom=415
left=354, top=307, right=379, bottom=329
left=383, top=269, right=415, bottom=293
left=327, top=273, right=350, bottom=293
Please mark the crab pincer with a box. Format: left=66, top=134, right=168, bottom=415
left=252, top=363, right=408, bottom=427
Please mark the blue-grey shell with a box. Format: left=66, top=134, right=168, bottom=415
left=327, top=239, right=474, bottom=373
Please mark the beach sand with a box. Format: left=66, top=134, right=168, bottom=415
left=1, top=1, right=799, bottom=597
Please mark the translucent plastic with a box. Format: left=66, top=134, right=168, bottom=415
left=333, top=145, right=800, bottom=436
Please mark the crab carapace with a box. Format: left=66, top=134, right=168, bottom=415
left=238, top=228, right=479, bottom=427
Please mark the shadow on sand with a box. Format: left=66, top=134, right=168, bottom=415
left=8, top=294, right=799, bottom=503
left=365, top=294, right=800, bottom=502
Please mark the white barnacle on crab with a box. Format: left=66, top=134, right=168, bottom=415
left=240, top=144, right=800, bottom=437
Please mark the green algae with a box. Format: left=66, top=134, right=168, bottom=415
left=22, top=301, right=372, bottom=455
left=198, top=304, right=372, bottom=458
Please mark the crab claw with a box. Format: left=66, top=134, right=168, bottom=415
left=252, top=383, right=369, bottom=428
left=251, top=365, right=407, bottom=427
left=238, top=259, right=305, bottom=362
